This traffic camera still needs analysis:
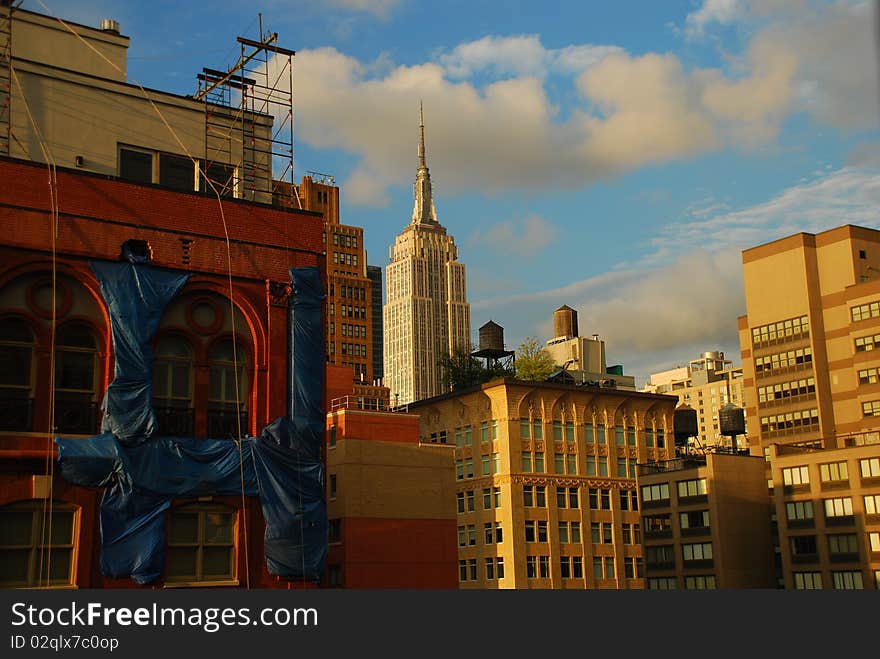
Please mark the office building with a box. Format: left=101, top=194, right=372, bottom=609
left=383, top=105, right=470, bottom=405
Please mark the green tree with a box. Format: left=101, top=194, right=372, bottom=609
left=514, top=337, right=557, bottom=382
left=439, top=345, right=514, bottom=392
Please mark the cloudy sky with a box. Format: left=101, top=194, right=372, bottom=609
left=28, top=0, right=880, bottom=385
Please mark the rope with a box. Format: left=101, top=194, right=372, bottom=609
left=12, top=64, right=59, bottom=589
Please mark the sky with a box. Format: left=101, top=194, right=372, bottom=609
left=23, top=0, right=880, bottom=386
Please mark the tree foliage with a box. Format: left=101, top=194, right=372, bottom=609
left=439, top=345, right=514, bottom=392
left=514, top=336, right=557, bottom=382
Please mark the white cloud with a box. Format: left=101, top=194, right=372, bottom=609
left=471, top=164, right=880, bottom=382
left=650, top=166, right=880, bottom=258
left=436, top=35, right=622, bottom=79
left=683, top=0, right=748, bottom=40
left=321, top=0, right=401, bottom=18
left=270, top=2, right=877, bottom=205
left=469, top=214, right=559, bottom=255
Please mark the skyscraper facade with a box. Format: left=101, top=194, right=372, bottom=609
left=384, top=105, right=470, bottom=405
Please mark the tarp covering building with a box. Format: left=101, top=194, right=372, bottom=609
left=55, top=261, right=327, bottom=585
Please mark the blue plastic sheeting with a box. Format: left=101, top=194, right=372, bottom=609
left=56, top=418, right=326, bottom=585
left=90, top=261, right=189, bottom=446
left=289, top=266, right=325, bottom=425
left=55, top=262, right=327, bottom=584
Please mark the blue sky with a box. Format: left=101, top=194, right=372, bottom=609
left=25, top=0, right=880, bottom=385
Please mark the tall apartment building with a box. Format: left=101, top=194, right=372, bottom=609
left=408, top=378, right=678, bottom=589
left=739, top=225, right=880, bottom=452
left=769, top=442, right=880, bottom=590
left=294, top=175, right=376, bottom=385
left=644, top=351, right=747, bottom=448
left=384, top=105, right=470, bottom=405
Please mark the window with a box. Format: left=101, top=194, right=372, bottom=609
left=601, top=523, right=613, bottom=544
left=468, top=559, right=477, bottom=581
left=855, top=334, right=880, bottom=352
left=793, top=572, right=822, bottom=589
left=617, top=458, right=627, bottom=478
left=641, top=483, right=670, bottom=504
left=684, top=575, right=716, bottom=590
left=568, top=487, right=579, bottom=508
left=603, top=557, right=615, bottom=579
left=526, top=556, right=537, bottom=579
left=586, top=456, right=596, bottom=476
left=832, top=571, right=864, bottom=589
left=535, top=452, right=544, bottom=472
left=159, top=152, right=196, bottom=192
left=867, top=494, right=880, bottom=515
left=459, top=560, right=468, bottom=582
left=466, top=491, right=475, bottom=512
left=860, top=458, right=880, bottom=478
left=485, top=557, right=503, bottom=580
left=868, top=532, right=880, bottom=553
left=751, top=315, right=809, bottom=345
left=465, top=458, right=474, bottom=479
left=457, top=525, right=466, bottom=547
left=677, top=478, right=707, bottom=498
left=481, top=455, right=490, bottom=476
left=484, top=522, right=502, bottom=544
left=153, top=335, right=195, bottom=437
left=819, top=462, right=849, bottom=483
left=0, top=501, right=77, bottom=587
left=119, top=147, right=154, bottom=183
left=596, top=424, right=606, bottom=444
left=572, top=556, right=583, bottom=579
left=0, top=317, right=35, bottom=432
left=598, top=455, right=608, bottom=477
left=863, top=401, right=880, bottom=417
left=560, top=555, right=571, bottom=579
left=648, top=577, right=677, bottom=590
left=54, top=323, right=100, bottom=435
left=590, top=522, right=601, bottom=544
left=782, top=466, right=809, bottom=486
left=567, top=454, right=577, bottom=475
left=328, top=519, right=341, bottom=543
left=329, top=474, right=337, bottom=500
left=601, top=490, right=610, bottom=509
left=786, top=500, right=814, bottom=522
left=521, top=452, right=533, bottom=473
left=584, top=424, right=594, bottom=444
left=166, top=504, right=236, bottom=584
left=828, top=534, right=858, bottom=557
left=645, top=514, right=672, bottom=536
left=682, top=542, right=713, bottom=562
left=858, top=368, right=880, bottom=385
left=851, top=301, right=880, bottom=322
left=558, top=522, right=569, bottom=544
left=824, top=497, right=853, bottom=519
left=680, top=510, right=710, bottom=530
left=456, top=461, right=464, bottom=481
left=207, top=339, right=249, bottom=439
left=790, top=535, right=817, bottom=559
left=615, top=425, right=624, bottom=446
left=539, top=556, right=550, bottom=578
left=555, top=453, right=564, bottom=475
left=456, top=492, right=464, bottom=514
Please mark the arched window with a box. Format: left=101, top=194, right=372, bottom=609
left=166, top=504, right=237, bottom=585
left=53, top=323, right=99, bottom=435
left=0, top=318, right=35, bottom=431
left=0, top=501, right=78, bottom=587
left=152, top=335, right=194, bottom=437
left=207, top=339, right=249, bottom=438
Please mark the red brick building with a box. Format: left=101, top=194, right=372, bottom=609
left=0, top=157, right=324, bottom=588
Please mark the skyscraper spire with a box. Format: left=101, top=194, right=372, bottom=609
left=411, top=100, right=438, bottom=225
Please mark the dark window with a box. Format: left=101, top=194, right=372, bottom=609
left=119, top=148, right=152, bottom=184
left=54, top=323, right=99, bottom=434
left=207, top=339, right=249, bottom=438
left=153, top=335, right=195, bottom=437
left=166, top=505, right=236, bottom=584
left=0, top=501, right=77, bottom=587
left=0, top=318, right=35, bottom=431
left=201, top=162, right=235, bottom=198
left=159, top=153, right=194, bottom=192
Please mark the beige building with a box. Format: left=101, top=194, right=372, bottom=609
left=739, top=225, right=880, bottom=453
left=637, top=451, right=775, bottom=589
left=544, top=305, right=636, bottom=390
left=644, top=351, right=747, bottom=448
left=769, top=442, right=880, bottom=589
left=409, top=377, right=678, bottom=589
left=4, top=7, right=280, bottom=203
left=384, top=105, right=470, bottom=405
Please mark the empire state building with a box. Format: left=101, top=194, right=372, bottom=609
left=384, top=104, right=471, bottom=405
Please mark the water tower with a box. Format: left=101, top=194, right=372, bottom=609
left=472, top=320, right=515, bottom=372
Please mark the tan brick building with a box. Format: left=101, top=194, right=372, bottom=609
left=408, top=378, right=677, bottom=588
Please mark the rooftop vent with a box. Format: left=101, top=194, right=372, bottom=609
left=100, top=19, right=120, bottom=35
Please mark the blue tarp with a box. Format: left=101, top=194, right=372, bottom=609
left=55, top=261, right=327, bottom=585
